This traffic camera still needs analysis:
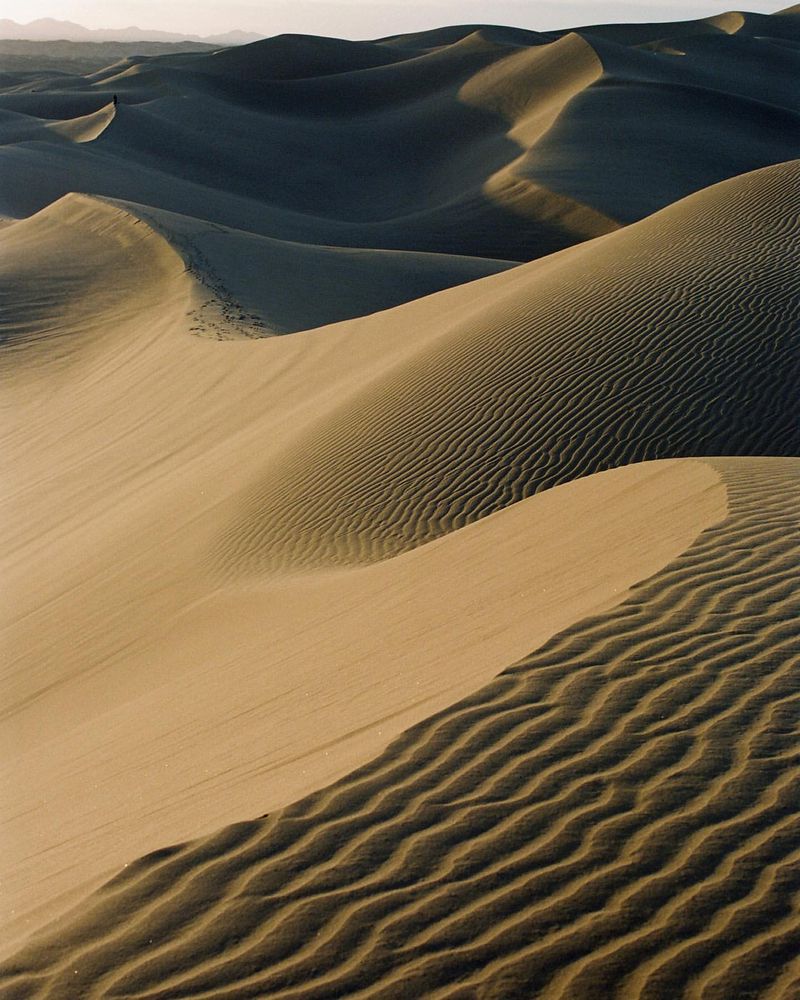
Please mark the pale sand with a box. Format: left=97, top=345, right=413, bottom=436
left=1, top=9, right=799, bottom=997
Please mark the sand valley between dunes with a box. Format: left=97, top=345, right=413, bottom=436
left=1, top=6, right=799, bottom=998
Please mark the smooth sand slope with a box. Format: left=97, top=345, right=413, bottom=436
left=216, top=160, right=800, bottom=570
left=1, top=8, right=799, bottom=997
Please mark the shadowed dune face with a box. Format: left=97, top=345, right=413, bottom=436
left=119, top=200, right=517, bottom=337
left=457, top=33, right=617, bottom=236
left=1, top=9, right=799, bottom=997
left=521, top=76, right=800, bottom=222
left=1, top=35, right=608, bottom=265
left=1, top=458, right=797, bottom=1000
left=572, top=7, right=800, bottom=44
left=186, top=33, right=408, bottom=80
left=1, top=14, right=798, bottom=269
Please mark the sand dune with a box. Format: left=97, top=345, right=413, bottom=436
left=0, top=102, right=114, bottom=144
left=217, top=160, right=800, bottom=570
left=115, top=200, right=516, bottom=336
left=576, top=7, right=800, bottom=44
left=1, top=8, right=798, bottom=997
left=0, top=457, right=725, bottom=958
left=0, top=191, right=730, bottom=946
left=1, top=457, right=797, bottom=999
left=2, top=13, right=797, bottom=254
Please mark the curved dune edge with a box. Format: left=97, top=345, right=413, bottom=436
left=2, top=456, right=798, bottom=1000
left=456, top=32, right=618, bottom=237
left=0, top=103, right=115, bottom=147
left=0, top=192, right=191, bottom=370
left=45, top=102, right=117, bottom=143
left=0, top=459, right=725, bottom=956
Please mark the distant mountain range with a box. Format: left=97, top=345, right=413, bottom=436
left=0, top=18, right=263, bottom=45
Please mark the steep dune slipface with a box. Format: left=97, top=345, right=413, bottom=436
left=522, top=77, right=800, bottom=223
left=117, top=200, right=515, bottom=337
left=458, top=32, right=617, bottom=236
left=515, top=14, right=800, bottom=222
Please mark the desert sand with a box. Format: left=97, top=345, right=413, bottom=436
left=1, top=6, right=799, bottom=998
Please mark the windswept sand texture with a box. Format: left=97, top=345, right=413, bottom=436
left=2, top=459, right=798, bottom=1000
left=1, top=8, right=799, bottom=998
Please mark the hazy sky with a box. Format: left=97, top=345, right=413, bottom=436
left=3, top=0, right=787, bottom=37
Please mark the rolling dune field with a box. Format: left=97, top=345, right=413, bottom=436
left=1, top=6, right=799, bottom=998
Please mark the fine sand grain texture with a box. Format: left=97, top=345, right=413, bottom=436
left=1, top=7, right=799, bottom=998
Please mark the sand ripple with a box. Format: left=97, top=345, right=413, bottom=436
left=1, top=458, right=797, bottom=999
